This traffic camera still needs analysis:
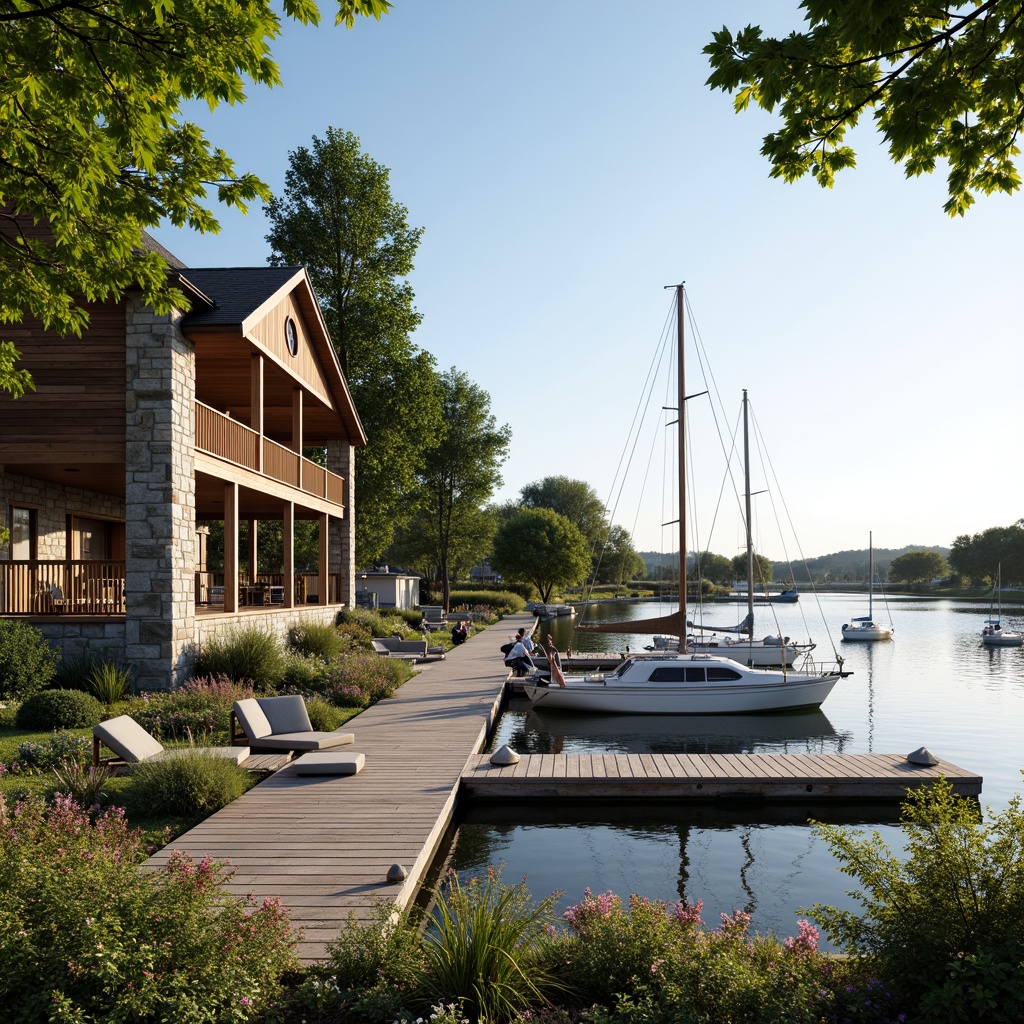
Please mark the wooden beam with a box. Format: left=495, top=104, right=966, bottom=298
left=224, top=482, right=238, bottom=613
left=318, top=513, right=329, bottom=606
left=251, top=353, right=264, bottom=471
left=292, top=387, right=304, bottom=454
left=283, top=502, right=295, bottom=609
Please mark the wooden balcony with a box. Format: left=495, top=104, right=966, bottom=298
left=1, top=560, right=126, bottom=615
left=194, top=401, right=345, bottom=506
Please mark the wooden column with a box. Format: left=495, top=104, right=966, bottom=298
left=292, top=388, right=304, bottom=491
left=318, top=513, right=329, bottom=605
left=251, top=354, right=264, bottom=472
left=224, top=482, right=239, bottom=613
left=283, top=502, right=295, bottom=609
left=247, top=518, right=258, bottom=585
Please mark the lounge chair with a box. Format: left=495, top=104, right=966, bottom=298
left=419, top=605, right=449, bottom=631
left=93, top=715, right=250, bottom=768
left=230, top=694, right=355, bottom=753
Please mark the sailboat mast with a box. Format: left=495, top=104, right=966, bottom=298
left=743, top=389, right=754, bottom=624
left=676, top=284, right=687, bottom=631
left=868, top=531, right=874, bottom=619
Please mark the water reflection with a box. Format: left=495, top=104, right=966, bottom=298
left=492, top=699, right=852, bottom=756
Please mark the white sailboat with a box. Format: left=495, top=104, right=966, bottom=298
left=982, top=564, right=1023, bottom=647
left=687, top=390, right=815, bottom=669
left=521, top=286, right=844, bottom=715
left=841, top=533, right=893, bottom=642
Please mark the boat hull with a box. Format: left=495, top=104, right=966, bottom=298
left=982, top=632, right=1024, bottom=647
left=689, top=640, right=814, bottom=668
left=841, top=622, right=892, bottom=642
left=521, top=672, right=840, bottom=715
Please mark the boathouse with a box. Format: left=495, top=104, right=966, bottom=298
left=0, top=228, right=366, bottom=690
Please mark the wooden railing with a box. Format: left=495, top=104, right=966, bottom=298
left=195, top=571, right=342, bottom=608
left=195, top=401, right=345, bottom=509
left=1, top=560, right=126, bottom=615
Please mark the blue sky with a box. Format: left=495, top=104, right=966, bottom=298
left=156, top=2, right=1024, bottom=561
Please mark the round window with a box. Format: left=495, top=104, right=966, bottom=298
left=285, top=316, right=298, bottom=356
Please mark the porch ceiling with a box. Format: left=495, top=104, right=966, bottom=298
left=194, top=471, right=329, bottom=520
left=2, top=462, right=125, bottom=498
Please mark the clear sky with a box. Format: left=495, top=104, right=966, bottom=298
left=155, top=2, right=1023, bottom=561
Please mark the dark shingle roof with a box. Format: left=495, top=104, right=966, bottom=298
left=139, top=229, right=189, bottom=270
left=179, top=266, right=305, bottom=327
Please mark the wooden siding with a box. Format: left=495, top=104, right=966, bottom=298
left=248, top=294, right=333, bottom=408
left=0, top=304, right=126, bottom=462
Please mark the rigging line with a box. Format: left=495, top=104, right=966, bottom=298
left=747, top=400, right=842, bottom=660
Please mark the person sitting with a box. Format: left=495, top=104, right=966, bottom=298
left=451, top=620, right=469, bottom=645
left=515, top=626, right=535, bottom=654
left=503, top=637, right=535, bottom=677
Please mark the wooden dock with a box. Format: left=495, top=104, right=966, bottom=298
left=462, top=751, right=982, bottom=801
left=146, top=613, right=982, bottom=963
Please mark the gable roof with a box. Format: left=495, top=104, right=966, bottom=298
left=176, top=267, right=305, bottom=326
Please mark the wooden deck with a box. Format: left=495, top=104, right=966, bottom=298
left=462, top=751, right=982, bottom=801
left=146, top=614, right=982, bottom=963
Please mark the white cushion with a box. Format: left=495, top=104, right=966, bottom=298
left=258, top=695, right=312, bottom=734
left=294, top=751, right=365, bottom=775
left=94, top=715, right=164, bottom=763
left=253, top=730, right=354, bottom=751
left=233, top=698, right=272, bottom=740
left=159, top=745, right=251, bottom=766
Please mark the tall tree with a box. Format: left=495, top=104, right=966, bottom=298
left=730, top=552, right=774, bottom=587
left=520, top=476, right=608, bottom=553
left=705, top=2, right=1024, bottom=215
left=490, top=508, right=591, bottom=603
left=949, top=522, right=1024, bottom=585
left=889, top=550, right=949, bottom=585
left=594, top=525, right=646, bottom=586
left=265, top=128, right=443, bottom=564
left=386, top=369, right=511, bottom=609
left=0, top=0, right=390, bottom=397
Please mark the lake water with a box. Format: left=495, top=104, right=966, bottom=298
left=429, top=594, right=1024, bottom=947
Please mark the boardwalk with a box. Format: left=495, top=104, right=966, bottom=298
left=147, top=614, right=526, bottom=962
left=148, top=613, right=982, bottom=963
left=463, top=751, right=982, bottom=801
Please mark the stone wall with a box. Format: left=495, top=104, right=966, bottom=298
left=124, top=297, right=196, bottom=691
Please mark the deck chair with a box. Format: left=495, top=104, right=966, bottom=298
left=93, top=715, right=250, bottom=768
left=48, top=585, right=72, bottom=613
left=230, top=694, right=355, bottom=753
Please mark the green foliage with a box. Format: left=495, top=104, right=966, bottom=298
left=9, top=731, right=92, bottom=774
left=390, top=368, right=511, bottom=609
left=520, top=476, right=609, bottom=552
left=265, top=126, right=444, bottom=563
left=810, top=776, right=1024, bottom=1022
left=282, top=651, right=332, bottom=691
left=129, top=750, right=251, bottom=816
left=889, top=549, right=949, bottom=584
left=127, top=675, right=253, bottom=742
left=53, top=654, right=101, bottom=692
left=448, top=589, right=526, bottom=615
left=416, top=868, right=566, bottom=1024
left=704, top=3, right=1024, bottom=216
left=287, top=621, right=344, bottom=660
left=304, top=694, right=352, bottom=731
left=0, top=619, right=59, bottom=701
left=0, top=795, right=297, bottom=1021
left=949, top=521, right=1024, bottom=585
left=338, top=607, right=422, bottom=641
left=0, top=0, right=390, bottom=396
left=52, top=760, right=114, bottom=810
left=194, top=626, right=286, bottom=690
left=86, top=661, right=134, bottom=705
left=491, top=507, right=592, bottom=604
left=15, top=689, right=103, bottom=730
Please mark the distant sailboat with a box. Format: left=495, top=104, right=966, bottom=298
left=841, top=533, right=893, bottom=642
left=981, top=564, right=1023, bottom=647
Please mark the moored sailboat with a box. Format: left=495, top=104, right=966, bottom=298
left=982, top=564, right=1023, bottom=647
left=841, top=533, right=893, bottom=642
left=521, top=285, right=845, bottom=715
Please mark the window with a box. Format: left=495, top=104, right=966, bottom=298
left=10, top=507, right=36, bottom=560
left=706, top=666, right=743, bottom=681
left=647, top=666, right=707, bottom=683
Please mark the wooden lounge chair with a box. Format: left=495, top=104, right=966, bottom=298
left=93, top=715, right=250, bottom=768
left=230, top=694, right=356, bottom=753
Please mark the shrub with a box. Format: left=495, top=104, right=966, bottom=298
left=282, top=651, right=331, bottom=691
left=193, top=626, right=285, bottom=690
left=12, top=731, right=92, bottom=773
left=15, top=688, right=103, bottom=730
left=810, top=775, right=1024, bottom=1023
left=449, top=589, right=526, bottom=615
left=0, top=619, right=59, bottom=700
left=86, top=660, right=133, bottom=704
left=287, top=621, right=343, bottom=660
left=414, top=867, right=566, bottom=1024
left=319, top=654, right=409, bottom=708
left=129, top=749, right=251, bottom=816
left=52, top=760, right=113, bottom=809
left=53, top=653, right=101, bottom=692
left=304, top=693, right=351, bottom=732
left=128, top=675, right=253, bottom=742
left=0, top=794, right=297, bottom=1022
left=337, top=607, right=421, bottom=643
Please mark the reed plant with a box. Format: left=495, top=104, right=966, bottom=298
left=128, top=748, right=251, bottom=816
left=52, top=759, right=112, bottom=810
left=86, top=660, right=133, bottom=704
left=287, top=621, right=343, bottom=660
left=193, top=626, right=285, bottom=690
